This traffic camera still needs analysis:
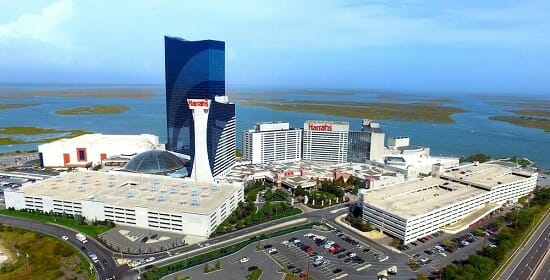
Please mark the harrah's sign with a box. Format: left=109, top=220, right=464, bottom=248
left=308, top=123, right=332, bottom=131
left=187, top=99, right=209, bottom=107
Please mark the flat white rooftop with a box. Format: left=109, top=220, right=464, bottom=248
left=18, top=170, right=240, bottom=215
left=39, top=133, right=160, bottom=150
left=441, top=162, right=535, bottom=190
left=363, top=176, right=486, bottom=219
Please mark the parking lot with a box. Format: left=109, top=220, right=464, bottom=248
left=166, top=228, right=415, bottom=280
left=166, top=241, right=283, bottom=280
left=401, top=227, right=495, bottom=276
left=263, top=229, right=413, bottom=280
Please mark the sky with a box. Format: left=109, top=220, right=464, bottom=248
left=0, top=0, right=549, bottom=95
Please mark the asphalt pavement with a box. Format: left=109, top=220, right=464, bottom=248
left=500, top=211, right=550, bottom=280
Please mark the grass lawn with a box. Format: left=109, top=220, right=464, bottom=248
left=55, top=105, right=129, bottom=115
left=246, top=268, right=262, bottom=280
left=0, top=225, right=93, bottom=280
left=0, top=210, right=111, bottom=237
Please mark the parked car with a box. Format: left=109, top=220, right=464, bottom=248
left=248, top=266, right=259, bottom=271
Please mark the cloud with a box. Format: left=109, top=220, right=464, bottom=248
left=0, top=0, right=74, bottom=45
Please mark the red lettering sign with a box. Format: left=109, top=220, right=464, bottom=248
left=187, top=99, right=209, bottom=107
left=308, top=123, right=332, bottom=131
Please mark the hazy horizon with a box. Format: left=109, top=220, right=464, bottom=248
left=1, top=1, right=549, bottom=96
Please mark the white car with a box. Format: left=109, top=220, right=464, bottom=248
left=282, top=240, right=289, bottom=246
left=268, top=248, right=277, bottom=254
left=61, top=235, right=69, bottom=241
left=239, top=257, right=249, bottom=263
left=348, top=252, right=357, bottom=258
left=313, top=255, right=324, bottom=261
left=88, top=253, right=99, bottom=263
left=293, top=239, right=301, bottom=244
left=146, top=256, right=156, bottom=262
left=439, top=252, right=447, bottom=257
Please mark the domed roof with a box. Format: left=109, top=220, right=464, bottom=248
left=123, top=150, right=185, bottom=174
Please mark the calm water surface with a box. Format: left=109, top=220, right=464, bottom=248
left=1, top=85, right=548, bottom=168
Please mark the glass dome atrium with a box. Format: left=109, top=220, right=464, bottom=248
left=123, top=150, right=187, bottom=175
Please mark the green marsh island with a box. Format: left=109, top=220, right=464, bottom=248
left=0, top=126, right=88, bottom=145
left=0, top=104, right=37, bottom=110
left=55, top=105, right=129, bottom=115
left=235, top=98, right=465, bottom=123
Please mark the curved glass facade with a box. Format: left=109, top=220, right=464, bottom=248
left=123, top=150, right=185, bottom=174
left=164, top=36, right=235, bottom=177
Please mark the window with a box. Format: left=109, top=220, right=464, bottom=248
left=76, top=148, right=87, bottom=162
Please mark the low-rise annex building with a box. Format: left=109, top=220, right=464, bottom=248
left=362, top=162, right=537, bottom=244
left=38, top=134, right=163, bottom=168
left=4, top=170, right=243, bottom=238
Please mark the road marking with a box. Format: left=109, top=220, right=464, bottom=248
left=330, top=208, right=347, bottom=214
left=356, top=264, right=372, bottom=271
left=331, top=273, right=348, bottom=280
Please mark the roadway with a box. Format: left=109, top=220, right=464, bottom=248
left=499, top=211, right=550, bottom=280
left=1, top=203, right=408, bottom=280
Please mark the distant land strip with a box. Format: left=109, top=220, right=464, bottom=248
left=0, top=89, right=156, bottom=99
left=0, top=104, right=37, bottom=110
left=55, top=105, right=129, bottom=115
left=236, top=98, right=465, bottom=123
left=0, top=126, right=88, bottom=145
left=508, top=109, right=550, bottom=118
left=489, top=116, right=550, bottom=132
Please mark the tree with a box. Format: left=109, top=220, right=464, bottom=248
left=294, top=185, right=307, bottom=197
left=390, top=238, right=403, bottom=248
left=459, top=153, right=491, bottom=163
left=417, top=273, right=428, bottom=280
left=264, top=189, right=273, bottom=202
left=235, top=148, right=243, bottom=158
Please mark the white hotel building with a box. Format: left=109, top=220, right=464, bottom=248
left=242, top=122, right=302, bottom=164
left=362, top=162, right=537, bottom=244
left=4, top=170, right=243, bottom=238
left=302, top=120, right=349, bottom=164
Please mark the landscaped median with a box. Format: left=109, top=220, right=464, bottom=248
left=0, top=209, right=113, bottom=237
left=143, top=223, right=317, bottom=280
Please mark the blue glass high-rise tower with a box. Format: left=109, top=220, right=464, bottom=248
left=164, top=36, right=235, bottom=178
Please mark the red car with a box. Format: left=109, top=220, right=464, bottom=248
left=299, top=273, right=309, bottom=279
